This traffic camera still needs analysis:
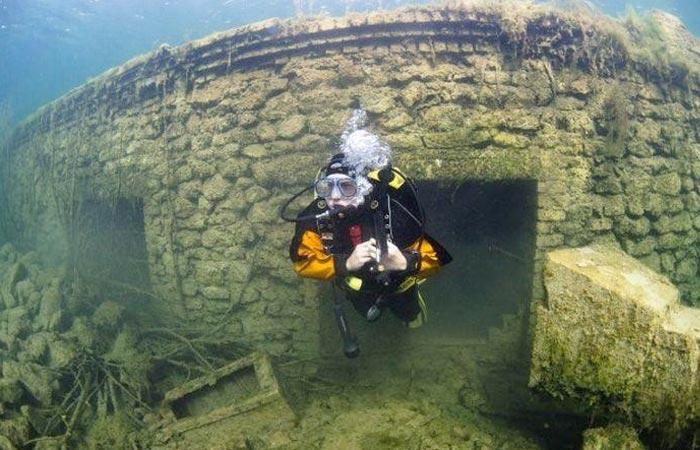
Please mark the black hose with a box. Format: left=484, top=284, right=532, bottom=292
left=402, top=172, right=426, bottom=236
left=333, top=283, right=359, bottom=358
left=279, top=184, right=315, bottom=223
left=279, top=184, right=361, bottom=224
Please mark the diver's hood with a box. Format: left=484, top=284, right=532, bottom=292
left=323, top=153, right=356, bottom=177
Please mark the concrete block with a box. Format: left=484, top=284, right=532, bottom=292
left=154, top=352, right=294, bottom=449
left=530, top=245, right=700, bottom=438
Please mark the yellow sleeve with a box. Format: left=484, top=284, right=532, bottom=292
left=407, top=237, right=442, bottom=279
left=292, top=229, right=337, bottom=280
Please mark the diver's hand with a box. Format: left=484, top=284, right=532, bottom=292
left=346, top=238, right=378, bottom=272
left=382, top=241, right=408, bottom=271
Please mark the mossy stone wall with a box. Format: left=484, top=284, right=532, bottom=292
left=1, top=4, right=699, bottom=358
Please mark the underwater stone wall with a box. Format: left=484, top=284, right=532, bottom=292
left=1, top=3, right=699, bottom=359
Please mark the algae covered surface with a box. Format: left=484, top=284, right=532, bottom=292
left=0, top=241, right=563, bottom=450
left=0, top=0, right=699, bottom=449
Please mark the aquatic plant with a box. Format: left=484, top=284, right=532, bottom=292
left=29, top=343, right=151, bottom=448
left=0, top=102, right=15, bottom=244
left=601, top=86, right=629, bottom=159
left=622, top=7, right=692, bottom=86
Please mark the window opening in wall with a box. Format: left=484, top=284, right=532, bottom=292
left=76, top=197, right=150, bottom=305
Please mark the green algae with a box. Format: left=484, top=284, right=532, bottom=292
left=84, top=412, right=138, bottom=450
left=601, top=86, right=630, bottom=159
left=0, top=2, right=697, bottom=449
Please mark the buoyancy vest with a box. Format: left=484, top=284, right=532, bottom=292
left=289, top=168, right=451, bottom=291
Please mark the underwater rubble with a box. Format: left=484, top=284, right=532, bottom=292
left=0, top=240, right=580, bottom=450
left=153, top=352, right=295, bottom=450
left=0, top=243, right=153, bottom=449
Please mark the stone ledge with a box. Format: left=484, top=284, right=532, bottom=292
left=14, top=3, right=698, bottom=146
left=530, top=244, right=699, bottom=440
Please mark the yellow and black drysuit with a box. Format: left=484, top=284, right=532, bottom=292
left=289, top=168, right=452, bottom=326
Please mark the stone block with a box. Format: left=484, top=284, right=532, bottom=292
left=626, top=197, right=645, bottom=217
left=638, top=252, right=661, bottom=272
left=621, top=237, right=655, bottom=257
left=602, top=195, right=626, bottom=217
left=277, top=114, right=306, bottom=139
left=643, top=193, right=666, bottom=217
left=400, top=81, right=427, bottom=108
left=194, top=260, right=227, bottom=286
left=266, top=140, right=294, bottom=157
left=539, top=209, right=565, bottom=222
left=244, top=185, right=270, bottom=204
left=256, top=122, right=278, bottom=142
left=530, top=245, right=700, bottom=437
left=537, top=233, right=564, bottom=248
left=660, top=252, right=675, bottom=272
left=242, top=144, right=267, bottom=159
left=178, top=180, right=202, bottom=201
left=201, top=228, right=230, bottom=249
left=594, top=177, right=623, bottom=195
left=581, top=424, right=644, bottom=450
left=614, top=216, right=650, bottom=237
left=653, top=212, right=693, bottom=234
left=201, top=174, right=231, bottom=202
left=250, top=153, right=320, bottom=186
left=179, top=213, right=206, bottom=231
left=154, top=352, right=295, bottom=450
left=685, top=192, right=700, bottom=212
left=382, top=111, right=414, bottom=131
left=215, top=192, right=248, bottom=215
left=590, top=218, right=612, bottom=232
left=657, top=232, right=684, bottom=250
left=653, top=172, right=681, bottom=195
left=420, top=104, right=465, bottom=131
left=675, top=258, right=698, bottom=281
left=202, top=286, right=229, bottom=300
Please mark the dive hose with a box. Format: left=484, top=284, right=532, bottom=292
left=333, top=283, right=360, bottom=358
left=279, top=184, right=355, bottom=223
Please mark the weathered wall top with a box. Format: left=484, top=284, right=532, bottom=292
left=13, top=1, right=700, bottom=143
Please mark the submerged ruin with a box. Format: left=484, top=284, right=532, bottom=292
left=0, top=1, right=698, bottom=448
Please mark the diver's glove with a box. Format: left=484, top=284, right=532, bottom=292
left=390, top=249, right=421, bottom=281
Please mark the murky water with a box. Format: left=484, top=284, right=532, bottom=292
left=0, top=1, right=698, bottom=449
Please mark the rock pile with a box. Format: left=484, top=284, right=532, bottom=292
left=0, top=244, right=146, bottom=449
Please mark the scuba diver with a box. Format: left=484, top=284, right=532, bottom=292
left=281, top=109, right=452, bottom=357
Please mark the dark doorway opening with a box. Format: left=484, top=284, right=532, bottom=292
left=316, top=179, right=539, bottom=356
left=418, top=179, right=538, bottom=340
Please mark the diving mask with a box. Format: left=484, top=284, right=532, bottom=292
left=315, top=176, right=358, bottom=198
